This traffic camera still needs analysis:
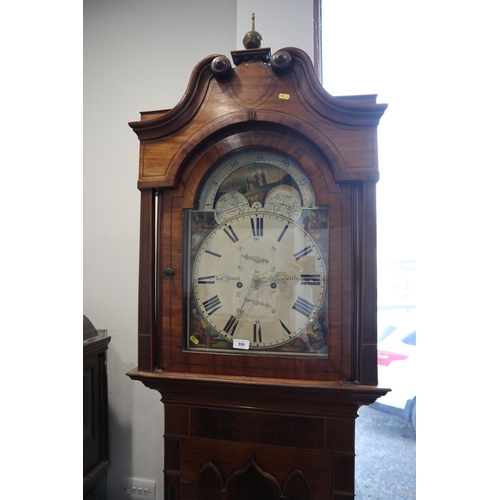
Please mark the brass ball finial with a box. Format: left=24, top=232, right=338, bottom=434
left=242, top=13, right=263, bottom=49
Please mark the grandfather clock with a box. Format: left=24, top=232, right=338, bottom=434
left=128, top=21, right=388, bottom=500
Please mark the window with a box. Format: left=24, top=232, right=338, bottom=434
left=402, top=331, right=416, bottom=347
left=319, top=2, right=416, bottom=498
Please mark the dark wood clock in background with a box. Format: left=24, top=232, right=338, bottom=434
left=128, top=29, right=388, bottom=499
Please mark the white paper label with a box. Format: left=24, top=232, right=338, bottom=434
left=233, top=339, right=250, bottom=350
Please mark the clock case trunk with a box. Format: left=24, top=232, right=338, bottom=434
left=128, top=46, right=389, bottom=499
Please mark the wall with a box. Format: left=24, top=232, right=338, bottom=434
left=83, top=1, right=313, bottom=498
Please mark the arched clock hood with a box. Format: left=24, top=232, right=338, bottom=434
left=129, top=46, right=387, bottom=189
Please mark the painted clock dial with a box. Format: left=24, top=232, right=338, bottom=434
left=199, top=147, right=316, bottom=221
left=185, top=147, right=329, bottom=357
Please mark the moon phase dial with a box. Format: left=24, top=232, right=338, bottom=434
left=199, top=147, right=316, bottom=224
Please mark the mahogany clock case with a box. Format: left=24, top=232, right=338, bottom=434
left=129, top=47, right=387, bottom=386
left=127, top=45, right=388, bottom=500
left=164, top=130, right=353, bottom=381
